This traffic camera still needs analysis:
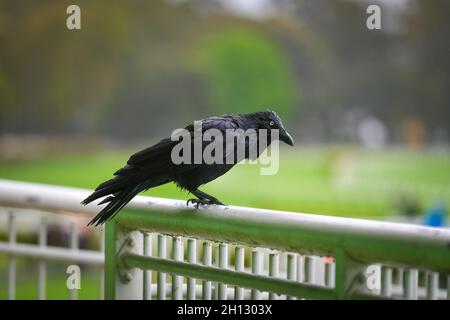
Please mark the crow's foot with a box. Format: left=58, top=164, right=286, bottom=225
left=186, top=198, right=225, bottom=208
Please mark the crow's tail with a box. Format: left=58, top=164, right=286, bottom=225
left=82, top=137, right=176, bottom=226
left=82, top=177, right=147, bottom=227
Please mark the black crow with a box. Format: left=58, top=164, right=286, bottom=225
left=82, top=110, right=294, bottom=226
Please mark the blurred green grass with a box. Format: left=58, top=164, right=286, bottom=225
left=1, top=147, right=449, bottom=218
left=0, top=255, right=102, bottom=300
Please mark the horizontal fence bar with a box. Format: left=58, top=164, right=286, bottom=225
left=122, top=253, right=335, bottom=299
left=0, top=241, right=104, bottom=265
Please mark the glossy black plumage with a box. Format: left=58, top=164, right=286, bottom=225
left=82, top=110, right=294, bottom=226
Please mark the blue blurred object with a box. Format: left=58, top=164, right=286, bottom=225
left=423, top=202, right=447, bottom=227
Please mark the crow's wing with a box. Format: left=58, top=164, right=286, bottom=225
left=125, top=115, right=240, bottom=172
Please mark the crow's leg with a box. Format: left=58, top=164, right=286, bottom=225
left=186, top=189, right=225, bottom=208
left=193, top=189, right=225, bottom=205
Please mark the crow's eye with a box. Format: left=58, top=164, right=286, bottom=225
left=269, top=121, right=275, bottom=126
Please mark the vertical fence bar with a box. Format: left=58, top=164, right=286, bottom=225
left=324, top=261, right=333, bottom=288
left=329, top=260, right=336, bottom=288
left=99, top=226, right=105, bottom=300
left=143, top=232, right=152, bottom=300
left=112, top=226, right=144, bottom=300
left=447, top=275, right=450, bottom=300
left=287, top=253, right=298, bottom=300
left=187, top=239, right=197, bottom=300
left=297, top=255, right=305, bottom=283
left=98, top=226, right=106, bottom=300
left=234, top=246, right=245, bottom=300
left=403, top=269, right=419, bottom=300
left=172, top=237, right=183, bottom=300
left=306, top=256, right=316, bottom=285
left=381, top=266, right=393, bottom=298
left=202, top=242, right=212, bottom=300
left=69, top=222, right=79, bottom=300
left=157, top=234, right=167, bottom=300
left=269, top=252, right=279, bottom=300
left=334, top=248, right=365, bottom=300
left=218, top=243, right=228, bottom=300
left=7, top=211, right=16, bottom=300
left=426, top=272, right=439, bottom=300
left=251, top=249, right=262, bottom=300
left=38, top=217, right=47, bottom=300
left=316, top=256, right=326, bottom=287
left=104, top=221, right=116, bottom=300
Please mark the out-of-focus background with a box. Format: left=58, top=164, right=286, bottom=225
left=0, top=0, right=449, bottom=299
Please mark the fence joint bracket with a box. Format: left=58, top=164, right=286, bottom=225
left=117, top=234, right=137, bottom=283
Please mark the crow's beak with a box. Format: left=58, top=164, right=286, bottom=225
left=279, top=129, right=294, bottom=146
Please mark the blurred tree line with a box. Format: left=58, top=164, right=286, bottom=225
left=0, top=0, right=448, bottom=146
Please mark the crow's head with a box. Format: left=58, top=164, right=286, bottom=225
left=249, top=110, right=294, bottom=146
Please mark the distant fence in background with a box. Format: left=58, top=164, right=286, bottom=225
left=0, top=181, right=104, bottom=300
left=0, top=179, right=449, bottom=300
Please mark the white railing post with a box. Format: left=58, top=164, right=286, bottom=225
left=218, top=244, right=229, bottom=300
left=7, top=211, right=16, bottom=300
left=251, top=249, right=262, bottom=300
left=235, top=247, right=245, bottom=300
left=99, top=226, right=105, bottom=300
left=69, top=222, right=79, bottom=300
left=381, top=266, right=393, bottom=298
left=143, top=232, right=152, bottom=300
left=202, top=242, right=212, bottom=300
left=186, top=239, right=197, bottom=300
left=38, top=217, right=47, bottom=300
left=157, top=234, right=167, bottom=300
left=109, top=224, right=143, bottom=300
left=172, top=237, right=183, bottom=300
left=269, top=252, right=279, bottom=300
left=426, top=272, right=439, bottom=300
left=287, top=254, right=297, bottom=300
left=403, top=269, right=419, bottom=300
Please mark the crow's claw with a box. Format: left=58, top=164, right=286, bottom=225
left=186, top=198, right=225, bottom=208
left=187, top=198, right=209, bottom=208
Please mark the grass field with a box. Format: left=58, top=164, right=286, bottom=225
left=0, top=146, right=449, bottom=218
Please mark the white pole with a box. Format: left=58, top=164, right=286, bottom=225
left=235, top=247, right=245, bottom=300
left=218, top=244, right=228, bottom=299
left=7, top=211, right=16, bottom=300
left=172, top=237, right=183, bottom=300
left=157, top=235, right=167, bottom=300
left=202, top=242, right=212, bottom=300
left=269, top=252, right=279, bottom=300
left=251, top=249, right=262, bottom=300
left=38, top=217, right=47, bottom=300
left=186, top=239, right=197, bottom=300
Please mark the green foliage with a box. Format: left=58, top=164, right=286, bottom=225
left=200, top=29, right=300, bottom=120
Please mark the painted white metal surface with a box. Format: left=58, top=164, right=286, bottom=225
left=1, top=179, right=450, bottom=300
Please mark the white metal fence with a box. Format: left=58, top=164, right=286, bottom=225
left=0, top=179, right=450, bottom=300
left=0, top=180, right=104, bottom=300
